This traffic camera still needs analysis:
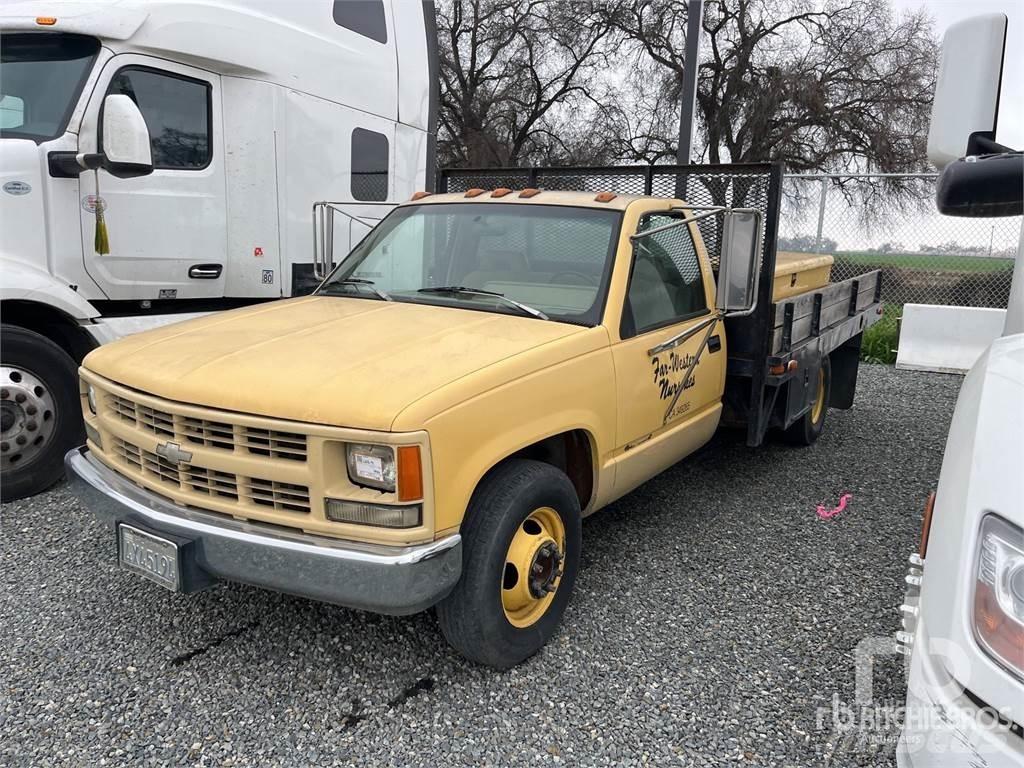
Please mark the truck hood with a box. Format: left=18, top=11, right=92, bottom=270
left=83, top=296, right=590, bottom=430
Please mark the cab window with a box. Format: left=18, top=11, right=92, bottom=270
left=104, top=68, right=211, bottom=169
left=622, top=213, right=707, bottom=337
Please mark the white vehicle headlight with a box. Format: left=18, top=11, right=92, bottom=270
left=86, top=383, right=97, bottom=415
left=973, top=514, right=1024, bottom=679
left=346, top=443, right=396, bottom=492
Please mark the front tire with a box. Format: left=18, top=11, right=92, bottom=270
left=436, top=459, right=582, bottom=669
left=783, top=354, right=831, bottom=446
left=1, top=326, right=83, bottom=501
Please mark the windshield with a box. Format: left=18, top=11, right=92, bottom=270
left=0, top=34, right=100, bottom=141
left=318, top=203, right=622, bottom=325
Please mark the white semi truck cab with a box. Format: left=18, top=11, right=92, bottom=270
left=0, top=0, right=438, bottom=499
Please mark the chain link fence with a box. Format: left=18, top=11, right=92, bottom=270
left=779, top=173, right=1021, bottom=361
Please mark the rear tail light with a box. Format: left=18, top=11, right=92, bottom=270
left=973, top=514, right=1024, bottom=679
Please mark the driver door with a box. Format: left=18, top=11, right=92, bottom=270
left=77, top=55, right=226, bottom=301
left=610, top=211, right=726, bottom=497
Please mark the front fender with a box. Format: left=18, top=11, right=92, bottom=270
left=0, top=258, right=99, bottom=322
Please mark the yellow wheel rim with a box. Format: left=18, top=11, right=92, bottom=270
left=501, top=507, right=566, bottom=628
left=811, top=367, right=826, bottom=424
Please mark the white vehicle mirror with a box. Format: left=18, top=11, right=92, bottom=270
left=101, top=94, right=153, bottom=178
left=716, top=210, right=761, bottom=314
left=927, top=13, right=1008, bottom=169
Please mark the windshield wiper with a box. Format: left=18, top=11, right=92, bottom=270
left=417, top=286, right=549, bottom=320
left=320, top=278, right=391, bottom=301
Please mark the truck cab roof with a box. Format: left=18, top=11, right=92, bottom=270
left=405, top=190, right=654, bottom=212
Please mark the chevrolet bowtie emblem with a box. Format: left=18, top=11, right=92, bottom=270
left=155, top=441, right=193, bottom=465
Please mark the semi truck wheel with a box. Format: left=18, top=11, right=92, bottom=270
left=1, top=326, right=83, bottom=501
left=437, top=459, right=582, bottom=669
left=784, top=354, right=831, bottom=446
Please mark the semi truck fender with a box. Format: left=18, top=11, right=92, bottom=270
left=1, top=259, right=100, bottom=323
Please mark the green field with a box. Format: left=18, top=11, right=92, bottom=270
left=835, top=251, right=1014, bottom=273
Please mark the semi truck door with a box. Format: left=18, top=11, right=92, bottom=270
left=78, top=56, right=226, bottom=301
left=610, top=212, right=725, bottom=495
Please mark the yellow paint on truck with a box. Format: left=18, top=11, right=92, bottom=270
left=73, top=189, right=840, bottom=667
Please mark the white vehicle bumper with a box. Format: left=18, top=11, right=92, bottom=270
left=897, top=622, right=1023, bottom=767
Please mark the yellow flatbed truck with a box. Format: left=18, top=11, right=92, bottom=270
left=66, top=163, right=882, bottom=668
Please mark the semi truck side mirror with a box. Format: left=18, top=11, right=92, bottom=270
left=99, top=94, right=154, bottom=178
left=715, top=210, right=762, bottom=315
left=927, top=13, right=1008, bottom=170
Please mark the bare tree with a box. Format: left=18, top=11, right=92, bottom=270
left=436, top=0, right=616, bottom=167
left=602, top=0, right=938, bottom=181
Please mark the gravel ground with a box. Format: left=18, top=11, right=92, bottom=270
left=1, top=365, right=962, bottom=767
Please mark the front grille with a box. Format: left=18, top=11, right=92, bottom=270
left=110, top=436, right=309, bottom=513
left=107, top=394, right=308, bottom=461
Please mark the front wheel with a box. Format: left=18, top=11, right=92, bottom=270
left=1, top=326, right=83, bottom=501
left=783, top=354, right=831, bottom=446
left=436, top=459, right=582, bottom=669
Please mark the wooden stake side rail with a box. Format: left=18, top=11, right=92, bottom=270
left=770, top=270, right=882, bottom=355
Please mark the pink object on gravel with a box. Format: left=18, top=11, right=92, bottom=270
left=817, top=493, right=852, bottom=520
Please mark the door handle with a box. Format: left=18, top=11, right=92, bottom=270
left=708, top=335, right=722, bottom=353
left=188, top=264, right=222, bottom=279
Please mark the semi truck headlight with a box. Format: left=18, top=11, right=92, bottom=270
left=973, top=514, right=1024, bottom=679
left=325, top=499, right=421, bottom=528
left=345, top=443, right=424, bottom=501
left=86, top=384, right=97, bottom=415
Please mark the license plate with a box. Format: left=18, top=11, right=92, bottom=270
left=118, top=524, right=180, bottom=591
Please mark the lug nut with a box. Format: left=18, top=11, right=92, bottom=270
left=0, top=389, right=7, bottom=399
left=15, top=393, right=26, bottom=403
left=26, top=422, right=37, bottom=432
left=26, top=405, right=37, bottom=416
left=0, top=442, right=7, bottom=452
left=15, top=435, right=27, bottom=446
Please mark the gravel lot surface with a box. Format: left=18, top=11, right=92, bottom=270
left=1, top=365, right=962, bottom=767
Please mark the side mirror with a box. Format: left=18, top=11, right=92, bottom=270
left=100, top=94, right=153, bottom=178
left=927, top=14, right=1008, bottom=170
left=716, top=210, right=762, bottom=315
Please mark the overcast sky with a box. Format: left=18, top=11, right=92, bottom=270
left=895, top=0, right=1023, bottom=150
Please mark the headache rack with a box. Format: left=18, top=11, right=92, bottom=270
left=439, top=163, right=882, bottom=447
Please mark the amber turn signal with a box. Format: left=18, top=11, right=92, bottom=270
left=36, top=16, right=58, bottom=25
left=919, top=492, right=936, bottom=558
left=397, top=445, right=424, bottom=502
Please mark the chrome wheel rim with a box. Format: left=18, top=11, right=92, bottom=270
left=1, top=365, right=57, bottom=471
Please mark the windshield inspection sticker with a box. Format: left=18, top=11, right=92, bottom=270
left=3, top=181, right=31, bottom=195
left=355, top=454, right=385, bottom=482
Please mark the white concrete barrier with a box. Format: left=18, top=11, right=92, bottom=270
left=896, top=304, right=1006, bottom=374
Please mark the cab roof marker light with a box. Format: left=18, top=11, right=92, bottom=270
left=410, top=191, right=432, bottom=201
left=464, top=188, right=486, bottom=198
left=519, top=188, right=541, bottom=198
left=36, top=16, right=58, bottom=25
left=491, top=188, right=512, bottom=198
left=594, top=191, right=617, bottom=203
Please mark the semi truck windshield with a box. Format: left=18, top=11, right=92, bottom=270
left=0, top=34, right=100, bottom=141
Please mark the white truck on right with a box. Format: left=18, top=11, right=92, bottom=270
left=896, top=13, right=1024, bottom=768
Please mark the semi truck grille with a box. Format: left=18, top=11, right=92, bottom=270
left=106, top=395, right=308, bottom=461
left=110, top=436, right=310, bottom=513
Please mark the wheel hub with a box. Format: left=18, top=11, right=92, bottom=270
left=501, top=507, right=567, bottom=628
left=528, top=541, right=563, bottom=598
left=1, top=365, right=57, bottom=471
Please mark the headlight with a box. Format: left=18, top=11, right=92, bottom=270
left=973, top=514, right=1024, bottom=679
left=86, top=384, right=97, bottom=415
left=346, top=443, right=396, bottom=492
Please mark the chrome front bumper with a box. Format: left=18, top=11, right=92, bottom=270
left=65, top=447, right=462, bottom=615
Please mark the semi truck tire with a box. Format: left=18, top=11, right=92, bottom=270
left=437, top=459, right=582, bottom=669
left=784, top=354, right=831, bottom=446
left=1, top=326, right=83, bottom=501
